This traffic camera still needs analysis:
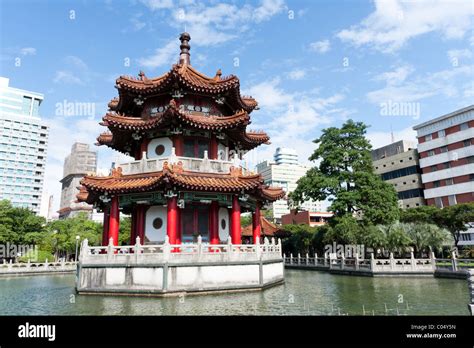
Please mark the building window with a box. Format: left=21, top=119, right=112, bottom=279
left=428, top=150, right=435, bottom=156
left=448, top=195, right=457, bottom=206
left=445, top=178, right=454, bottom=185
left=438, top=129, right=446, bottom=137
left=463, top=139, right=472, bottom=147
left=431, top=165, right=438, bottom=172
left=433, top=180, right=441, bottom=188
left=425, top=134, right=432, bottom=141
left=443, top=162, right=451, bottom=169
left=183, top=138, right=209, bottom=158
left=435, top=197, right=443, bottom=208
left=152, top=218, right=163, bottom=229
left=470, top=174, right=474, bottom=181
left=155, top=144, right=165, bottom=156
left=460, top=122, right=469, bottom=131
left=440, top=146, right=448, bottom=153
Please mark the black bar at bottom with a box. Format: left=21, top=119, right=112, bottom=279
left=0, top=316, right=472, bottom=346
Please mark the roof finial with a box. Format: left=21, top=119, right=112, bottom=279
left=179, top=32, right=191, bottom=65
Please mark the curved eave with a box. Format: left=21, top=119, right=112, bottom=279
left=259, top=186, right=286, bottom=201
left=114, top=66, right=257, bottom=113
left=78, top=166, right=265, bottom=200
left=101, top=107, right=250, bottom=132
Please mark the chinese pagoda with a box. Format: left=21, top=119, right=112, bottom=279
left=75, top=33, right=285, bottom=296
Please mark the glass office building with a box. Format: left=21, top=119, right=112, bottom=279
left=0, top=77, right=49, bottom=214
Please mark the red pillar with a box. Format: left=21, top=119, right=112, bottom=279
left=108, top=196, right=120, bottom=246
left=230, top=195, right=241, bottom=244
left=252, top=202, right=261, bottom=244
left=176, top=206, right=182, bottom=244
left=136, top=205, right=146, bottom=244
left=173, top=134, right=184, bottom=156
left=102, top=206, right=110, bottom=246
left=209, top=201, right=219, bottom=244
left=167, top=196, right=179, bottom=245
left=209, top=134, right=218, bottom=160
left=130, top=205, right=137, bottom=245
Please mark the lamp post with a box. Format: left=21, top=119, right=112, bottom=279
left=75, top=235, right=80, bottom=262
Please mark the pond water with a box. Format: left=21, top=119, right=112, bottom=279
left=0, top=270, right=469, bottom=315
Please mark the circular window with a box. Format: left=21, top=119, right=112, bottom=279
left=194, top=105, right=202, bottom=112
left=220, top=219, right=226, bottom=230
left=153, top=217, right=163, bottom=229
left=155, top=144, right=165, bottom=156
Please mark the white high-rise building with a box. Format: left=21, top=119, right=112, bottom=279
left=256, top=147, right=322, bottom=222
left=0, top=77, right=49, bottom=215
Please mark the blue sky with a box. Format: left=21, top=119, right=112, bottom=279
left=1, top=0, right=473, bottom=212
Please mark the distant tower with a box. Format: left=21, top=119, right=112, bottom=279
left=58, top=142, right=97, bottom=219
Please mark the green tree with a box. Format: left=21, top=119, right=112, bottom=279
left=403, top=223, right=449, bottom=256
left=290, top=120, right=399, bottom=225
left=279, top=224, right=319, bottom=255
left=48, top=213, right=102, bottom=260
left=0, top=199, right=47, bottom=244
left=240, top=214, right=252, bottom=228
left=323, top=214, right=362, bottom=245
left=119, top=217, right=131, bottom=245
left=360, top=224, right=386, bottom=253
left=434, top=203, right=474, bottom=248
left=399, top=205, right=439, bottom=224
left=380, top=223, right=412, bottom=255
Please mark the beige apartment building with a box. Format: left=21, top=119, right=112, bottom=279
left=371, top=140, right=425, bottom=209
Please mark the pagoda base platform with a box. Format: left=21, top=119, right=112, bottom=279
left=76, top=239, right=284, bottom=296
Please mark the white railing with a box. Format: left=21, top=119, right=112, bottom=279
left=283, top=252, right=450, bottom=273
left=119, top=148, right=244, bottom=175
left=0, top=259, right=77, bottom=274
left=80, top=235, right=282, bottom=265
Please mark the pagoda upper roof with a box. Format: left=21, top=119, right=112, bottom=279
left=113, top=64, right=258, bottom=114
left=77, top=162, right=285, bottom=204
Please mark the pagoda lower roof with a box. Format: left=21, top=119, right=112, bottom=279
left=114, top=64, right=257, bottom=113
left=77, top=162, right=285, bottom=204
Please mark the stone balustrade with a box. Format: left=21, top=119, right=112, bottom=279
left=80, top=235, right=282, bottom=266
left=0, top=259, right=77, bottom=275
left=119, top=149, right=247, bottom=176
left=468, top=270, right=474, bottom=315
left=284, top=252, right=474, bottom=277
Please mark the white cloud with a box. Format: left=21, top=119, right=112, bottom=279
left=309, top=39, right=330, bottom=53
left=373, top=65, right=414, bottom=86
left=138, top=40, right=179, bottom=69
left=366, top=126, right=417, bottom=150
left=139, top=0, right=173, bottom=10
left=448, top=48, right=473, bottom=61
left=337, top=0, right=473, bottom=52
left=244, top=78, right=347, bottom=166
left=253, top=0, right=285, bottom=23
left=137, top=0, right=285, bottom=69
left=53, top=71, right=84, bottom=85
left=20, top=47, right=36, bottom=56
left=53, top=56, right=90, bottom=85
left=367, top=65, right=473, bottom=104
left=286, top=69, right=306, bottom=80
